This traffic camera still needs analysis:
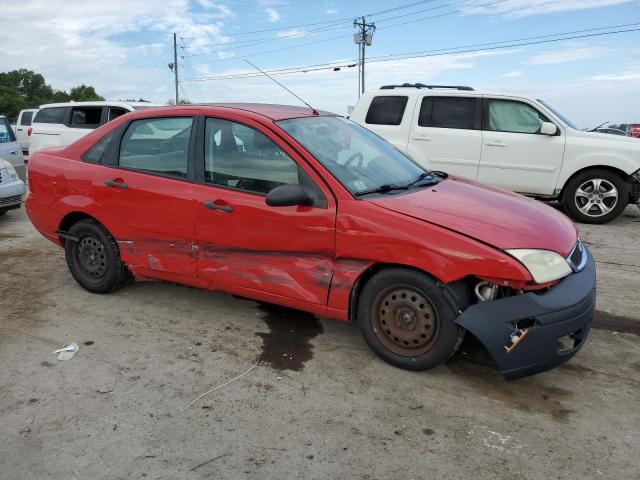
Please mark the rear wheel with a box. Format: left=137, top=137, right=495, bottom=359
left=357, top=268, right=462, bottom=371
left=562, top=169, right=629, bottom=224
left=64, top=219, right=130, bottom=293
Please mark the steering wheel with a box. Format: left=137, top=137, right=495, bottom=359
left=344, top=152, right=364, bottom=169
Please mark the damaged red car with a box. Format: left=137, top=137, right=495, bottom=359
left=26, top=104, right=596, bottom=380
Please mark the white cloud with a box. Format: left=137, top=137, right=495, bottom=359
left=466, top=0, right=634, bottom=18
left=0, top=0, right=233, bottom=103
left=325, top=9, right=338, bottom=14
left=501, top=70, right=523, bottom=78
left=524, top=47, right=606, bottom=65
left=276, top=28, right=306, bottom=39
left=265, top=7, right=280, bottom=22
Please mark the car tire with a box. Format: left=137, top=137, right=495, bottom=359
left=64, top=219, right=130, bottom=294
left=562, top=169, right=629, bottom=224
left=357, top=268, right=461, bottom=371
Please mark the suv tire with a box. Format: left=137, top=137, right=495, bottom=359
left=562, top=169, right=629, bottom=224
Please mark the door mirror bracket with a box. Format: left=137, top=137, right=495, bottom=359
left=265, top=184, right=313, bottom=207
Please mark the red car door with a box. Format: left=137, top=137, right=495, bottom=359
left=192, top=116, right=336, bottom=312
left=90, top=115, right=198, bottom=280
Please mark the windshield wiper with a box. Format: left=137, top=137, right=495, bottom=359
left=404, top=172, right=438, bottom=188
left=354, top=183, right=409, bottom=197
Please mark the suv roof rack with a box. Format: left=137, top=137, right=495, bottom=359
left=380, top=83, right=474, bottom=91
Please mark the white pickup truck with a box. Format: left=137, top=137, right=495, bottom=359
left=350, top=84, right=640, bottom=224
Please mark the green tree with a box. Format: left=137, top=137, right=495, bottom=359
left=0, top=70, right=105, bottom=122
left=69, top=84, right=104, bottom=101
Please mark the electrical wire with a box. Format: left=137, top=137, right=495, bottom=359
left=182, top=25, right=640, bottom=82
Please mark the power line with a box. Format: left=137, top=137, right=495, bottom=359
left=181, top=0, right=441, bottom=40
left=182, top=25, right=640, bottom=82
left=186, top=0, right=506, bottom=65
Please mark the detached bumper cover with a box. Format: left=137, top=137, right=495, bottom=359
left=455, top=248, right=596, bottom=381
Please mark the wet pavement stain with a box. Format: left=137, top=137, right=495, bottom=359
left=593, top=310, right=640, bottom=336
left=255, top=303, right=323, bottom=372
left=447, top=335, right=575, bottom=421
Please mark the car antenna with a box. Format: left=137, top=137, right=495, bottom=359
left=244, top=59, right=319, bottom=115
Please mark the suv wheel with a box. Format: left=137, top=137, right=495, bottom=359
left=562, top=169, right=629, bottom=224
left=357, top=268, right=462, bottom=371
left=64, top=219, right=130, bottom=293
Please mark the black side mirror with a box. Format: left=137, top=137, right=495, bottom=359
left=265, top=184, right=312, bottom=207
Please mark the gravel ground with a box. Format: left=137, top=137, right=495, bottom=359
left=1, top=204, right=639, bottom=480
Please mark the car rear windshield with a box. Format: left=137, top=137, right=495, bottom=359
left=278, top=116, right=435, bottom=197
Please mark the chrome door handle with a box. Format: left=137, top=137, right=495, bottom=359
left=203, top=200, right=233, bottom=212
left=485, top=141, right=506, bottom=147
left=104, top=179, right=128, bottom=189
left=412, top=134, right=432, bottom=141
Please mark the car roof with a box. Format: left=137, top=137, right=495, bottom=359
left=364, top=88, right=523, bottom=98
left=196, top=103, right=335, bottom=120
left=38, top=101, right=159, bottom=109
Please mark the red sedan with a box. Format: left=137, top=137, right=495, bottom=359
left=26, top=104, right=595, bottom=380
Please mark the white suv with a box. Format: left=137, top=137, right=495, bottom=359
left=29, top=101, right=158, bottom=155
left=350, top=84, right=640, bottom=224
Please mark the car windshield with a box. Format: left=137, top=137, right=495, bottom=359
left=277, top=116, right=438, bottom=196
left=537, top=99, right=579, bottom=130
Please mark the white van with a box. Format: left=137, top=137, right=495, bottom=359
left=29, top=101, right=158, bottom=155
left=350, top=84, right=640, bottom=224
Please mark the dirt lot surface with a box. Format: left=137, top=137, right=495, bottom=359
left=1, top=205, right=639, bottom=479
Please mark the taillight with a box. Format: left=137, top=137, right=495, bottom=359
left=27, top=127, right=32, bottom=136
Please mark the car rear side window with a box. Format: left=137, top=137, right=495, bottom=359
left=119, top=117, right=193, bottom=179
left=204, top=117, right=300, bottom=195
left=70, top=107, right=103, bottom=129
left=83, top=133, right=114, bottom=164
left=365, top=96, right=408, bottom=125
left=0, top=118, right=17, bottom=143
left=418, top=97, right=479, bottom=129
left=20, top=111, right=34, bottom=126
left=34, top=107, right=67, bottom=124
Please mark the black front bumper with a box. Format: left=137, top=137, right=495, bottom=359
left=455, top=248, right=596, bottom=381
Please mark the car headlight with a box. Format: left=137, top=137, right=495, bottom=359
left=1, top=160, right=19, bottom=181
left=506, top=249, right=573, bottom=284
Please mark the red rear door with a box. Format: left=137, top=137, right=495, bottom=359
left=90, top=115, right=198, bottom=280
left=192, top=116, right=336, bottom=311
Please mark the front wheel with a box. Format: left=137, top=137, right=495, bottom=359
left=64, top=219, right=130, bottom=293
left=357, top=268, right=462, bottom=371
left=562, top=169, right=629, bottom=224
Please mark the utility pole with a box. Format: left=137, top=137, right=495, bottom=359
left=353, top=17, right=375, bottom=97
left=172, top=33, right=179, bottom=104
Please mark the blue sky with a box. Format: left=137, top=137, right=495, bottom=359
left=4, top=0, right=640, bottom=127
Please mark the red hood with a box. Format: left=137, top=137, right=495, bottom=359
left=370, top=176, right=577, bottom=256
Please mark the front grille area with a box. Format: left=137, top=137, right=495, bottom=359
left=567, top=240, right=586, bottom=272
left=0, top=195, right=22, bottom=207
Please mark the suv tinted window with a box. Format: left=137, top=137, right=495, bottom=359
left=365, top=96, right=408, bottom=125
left=418, top=97, right=478, bottom=129
left=20, top=111, right=34, bottom=126
left=34, top=107, right=67, bottom=124
left=70, top=107, right=102, bottom=128
left=108, top=107, right=129, bottom=122
left=486, top=99, right=550, bottom=134
left=204, top=117, right=300, bottom=194
left=119, top=117, right=193, bottom=178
